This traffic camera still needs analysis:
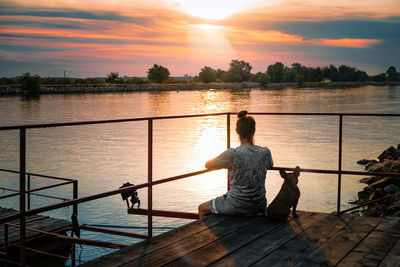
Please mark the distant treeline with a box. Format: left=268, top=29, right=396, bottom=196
left=1, top=60, right=399, bottom=93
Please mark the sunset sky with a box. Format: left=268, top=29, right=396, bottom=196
left=0, top=0, right=399, bottom=77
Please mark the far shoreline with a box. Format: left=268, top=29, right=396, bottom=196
left=1, top=81, right=400, bottom=95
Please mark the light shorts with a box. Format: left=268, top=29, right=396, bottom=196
left=211, top=194, right=266, bottom=216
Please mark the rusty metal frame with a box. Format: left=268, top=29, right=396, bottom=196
left=0, top=169, right=78, bottom=211
left=0, top=187, right=69, bottom=201
left=1, top=111, right=400, bottom=266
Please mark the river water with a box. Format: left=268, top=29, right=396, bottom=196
left=0, top=85, right=399, bottom=264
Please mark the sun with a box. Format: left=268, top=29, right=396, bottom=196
left=172, top=0, right=256, bottom=20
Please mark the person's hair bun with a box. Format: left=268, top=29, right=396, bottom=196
left=237, top=110, right=248, bottom=119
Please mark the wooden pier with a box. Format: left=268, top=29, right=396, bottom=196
left=83, top=211, right=400, bottom=267
left=0, top=207, right=71, bottom=263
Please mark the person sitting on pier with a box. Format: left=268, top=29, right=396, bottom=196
left=198, top=110, right=274, bottom=219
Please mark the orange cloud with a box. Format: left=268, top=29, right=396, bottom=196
left=306, top=38, right=380, bottom=48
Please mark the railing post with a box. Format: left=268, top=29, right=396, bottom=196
left=337, top=115, right=343, bottom=215
left=227, top=113, right=231, bottom=191
left=148, top=119, right=153, bottom=238
left=4, top=223, right=8, bottom=267
left=27, top=174, right=31, bottom=210
left=73, top=180, right=78, bottom=215
left=71, top=242, right=76, bottom=267
left=19, top=128, right=27, bottom=266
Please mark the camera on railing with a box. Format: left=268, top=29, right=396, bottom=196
left=119, top=182, right=140, bottom=209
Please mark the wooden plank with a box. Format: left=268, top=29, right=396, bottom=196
left=296, top=215, right=382, bottom=267
left=211, top=211, right=328, bottom=267
left=122, top=215, right=259, bottom=267
left=251, top=213, right=354, bottom=266
left=166, top=211, right=316, bottom=266
left=379, top=238, right=400, bottom=267
left=81, top=215, right=232, bottom=267
left=337, top=218, right=400, bottom=267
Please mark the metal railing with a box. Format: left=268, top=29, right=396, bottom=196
left=0, top=169, right=77, bottom=211
left=1, top=111, right=400, bottom=266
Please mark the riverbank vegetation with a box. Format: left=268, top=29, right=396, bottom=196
left=1, top=60, right=399, bottom=93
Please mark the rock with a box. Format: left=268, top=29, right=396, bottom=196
left=367, top=177, right=392, bottom=189
left=365, top=160, right=378, bottom=170
left=358, top=189, right=372, bottom=201
left=378, top=146, right=396, bottom=162
left=387, top=200, right=400, bottom=214
left=369, top=188, right=385, bottom=201
left=355, top=145, right=400, bottom=217
left=367, top=160, right=400, bottom=173
left=363, top=205, right=385, bottom=217
left=390, top=191, right=400, bottom=203
left=392, top=149, right=400, bottom=160
left=359, top=177, right=380, bottom=184
left=384, top=184, right=399, bottom=194
left=357, top=159, right=372, bottom=165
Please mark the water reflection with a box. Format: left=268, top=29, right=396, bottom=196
left=0, top=86, right=400, bottom=264
left=147, top=91, right=170, bottom=113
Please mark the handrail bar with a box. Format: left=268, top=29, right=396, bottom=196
left=270, top=167, right=400, bottom=177
left=5, top=222, right=129, bottom=249
left=1, top=167, right=399, bottom=224
left=0, top=168, right=76, bottom=182
left=0, top=181, right=73, bottom=200
left=0, top=169, right=212, bottom=223
left=0, top=112, right=230, bottom=131
left=248, top=112, right=400, bottom=117
left=0, top=187, right=69, bottom=201
left=1, top=112, right=399, bottom=131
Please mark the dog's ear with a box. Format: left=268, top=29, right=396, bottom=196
left=279, top=169, right=287, bottom=178
left=294, top=166, right=300, bottom=177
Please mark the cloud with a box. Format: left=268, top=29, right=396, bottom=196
left=0, top=44, right=64, bottom=52
left=222, top=18, right=400, bottom=40
left=0, top=0, right=399, bottom=76
left=305, top=39, right=380, bottom=48
left=0, top=3, right=148, bottom=25
left=0, top=19, right=88, bottom=30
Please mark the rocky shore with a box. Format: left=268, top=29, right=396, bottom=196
left=355, top=145, right=400, bottom=217
left=1, top=81, right=398, bottom=95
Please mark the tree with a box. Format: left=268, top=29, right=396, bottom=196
left=308, top=67, right=322, bottom=82
left=228, top=59, right=252, bottom=82
left=215, top=69, right=226, bottom=80
left=355, top=70, right=368, bottom=81
left=259, top=73, right=271, bottom=85
left=220, top=72, right=232, bottom=82
left=147, top=64, right=170, bottom=83
left=106, top=72, right=119, bottom=83
left=267, top=62, right=285, bottom=82
left=199, top=66, right=217, bottom=83
left=283, top=67, right=295, bottom=82
left=322, top=64, right=338, bottom=81
left=18, top=72, right=41, bottom=94
left=387, top=66, right=398, bottom=81
left=338, top=65, right=358, bottom=81
left=250, top=72, right=263, bottom=82
left=295, top=74, right=304, bottom=84
left=370, top=73, right=387, bottom=82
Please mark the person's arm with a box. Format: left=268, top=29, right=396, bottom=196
left=266, top=148, right=274, bottom=169
left=205, top=150, right=232, bottom=170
